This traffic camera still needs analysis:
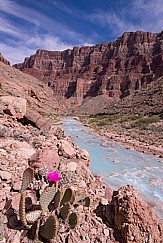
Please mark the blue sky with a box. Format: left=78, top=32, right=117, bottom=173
left=0, top=0, right=163, bottom=64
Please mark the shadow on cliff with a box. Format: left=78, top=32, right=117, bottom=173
left=65, top=81, right=77, bottom=98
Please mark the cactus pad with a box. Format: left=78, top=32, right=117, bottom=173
left=60, top=188, right=73, bottom=206
left=40, top=186, right=56, bottom=212
left=39, top=215, right=58, bottom=240
left=82, top=197, right=91, bottom=207
left=54, top=190, right=62, bottom=209
left=69, top=212, right=78, bottom=229
left=60, top=202, right=71, bottom=220
left=21, top=167, right=34, bottom=191
left=19, top=191, right=31, bottom=229
left=26, top=210, right=42, bottom=224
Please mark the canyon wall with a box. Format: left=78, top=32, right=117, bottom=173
left=14, top=31, right=163, bottom=106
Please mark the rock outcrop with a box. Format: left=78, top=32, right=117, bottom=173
left=0, top=53, right=10, bottom=65
left=0, top=61, right=62, bottom=127
left=96, top=185, right=163, bottom=242
left=14, top=31, right=163, bottom=107
left=111, top=185, right=162, bottom=242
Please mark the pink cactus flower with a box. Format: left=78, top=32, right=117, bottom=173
left=47, top=172, right=61, bottom=182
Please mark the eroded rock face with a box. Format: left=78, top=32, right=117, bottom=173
left=0, top=53, right=10, bottom=65
left=14, top=31, right=163, bottom=106
left=111, top=185, right=163, bottom=243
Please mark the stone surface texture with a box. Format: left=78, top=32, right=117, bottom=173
left=0, top=53, right=10, bottom=65
left=0, top=112, right=162, bottom=243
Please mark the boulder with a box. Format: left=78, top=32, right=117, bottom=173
left=111, top=185, right=163, bottom=242
left=3, top=105, right=16, bottom=117
left=58, top=140, right=76, bottom=158
left=22, top=109, right=53, bottom=130
left=28, top=147, right=60, bottom=171
left=80, top=149, right=90, bottom=166
left=0, top=171, right=12, bottom=181
left=0, top=96, right=26, bottom=117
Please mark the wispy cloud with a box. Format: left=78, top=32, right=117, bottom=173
left=0, top=34, right=74, bottom=64
left=0, top=0, right=90, bottom=43
left=0, top=0, right=40, bottom=25
left=87, top=0, right=163, bottom=36
left=0, top=17, right=21, bottom=36
left=0, top=0, right=95, bottom=64
left=132, top=0, right=163, bottom=32
left=88, top=11, right=138, bottom=36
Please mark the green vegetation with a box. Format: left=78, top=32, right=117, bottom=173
left=89, top=113, right=122, bottom=126
left=98, top=121, right=110, bottom=126
left=134, top=117, right=160, bottom=127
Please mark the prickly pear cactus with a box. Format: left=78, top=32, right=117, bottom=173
left=40, top=186, right=56, bottom=213
left=60, top=202, right=71, bottom=220
left=82, top=196, right=91, bottom=207
left=69, top=212, right=78, bottom=229
left=60, top=188, right=74, bottom=206
left=54, top=190, right=62, bottom=209
left=19, top=166, right=91, bottom=240
left=39, top=215, right=58, bottom=240
left=19, top=191, right=31, bottom=229
left=21, top=167, right=34, bottom=191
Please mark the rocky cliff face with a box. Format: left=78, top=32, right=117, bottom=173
left=0, top=53, right=10, bottom=65
left=0, top=61, right=61, bottom=128
left=14, top=31, right=163, bottom=106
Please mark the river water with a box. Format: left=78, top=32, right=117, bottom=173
left=60, top=118, right=163, bottom=220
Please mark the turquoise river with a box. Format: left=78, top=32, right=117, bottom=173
left=60, top=118, right=163, bottom=220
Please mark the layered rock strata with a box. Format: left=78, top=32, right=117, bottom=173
left=14, top=31, right=163, bottom=106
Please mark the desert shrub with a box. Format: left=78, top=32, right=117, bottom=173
left=133, top=117, right=160, bottom=128
left=98, top=121, right=110, bottom=126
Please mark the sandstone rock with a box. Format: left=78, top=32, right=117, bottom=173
left=0, top=201, right=6, bottom=211
left=0, top=96, right=26, bottom=117
left=103, top=228, right=110, bottom=237
left=12, top=181, right=21, bottom=191
left=0, top=53, right=10, bottom=65
left=100, top=198, right=109, bottom=206
left=28, top=146, right=60, bottom=171
left=59, top=140, right=76, bottom=158
left=23, top=109, right=53, bottom=130
left=66, top=162, right=77, bottom=171
left=3, top=105, right=16, bottom=117
left=80, top=149, right=90, bottom=166
left=111, top=185, right=163, bottom=242
left=0, top=171, right=12, bottom=181
left=11, top=193, right=20, bottom=211
left=13, top=232, right=21, bottom=243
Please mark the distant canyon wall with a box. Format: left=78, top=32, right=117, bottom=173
left=14, top=31, right=163, bottom=105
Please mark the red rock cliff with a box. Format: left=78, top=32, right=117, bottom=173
left=14, top=31, right=163, bottom=105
